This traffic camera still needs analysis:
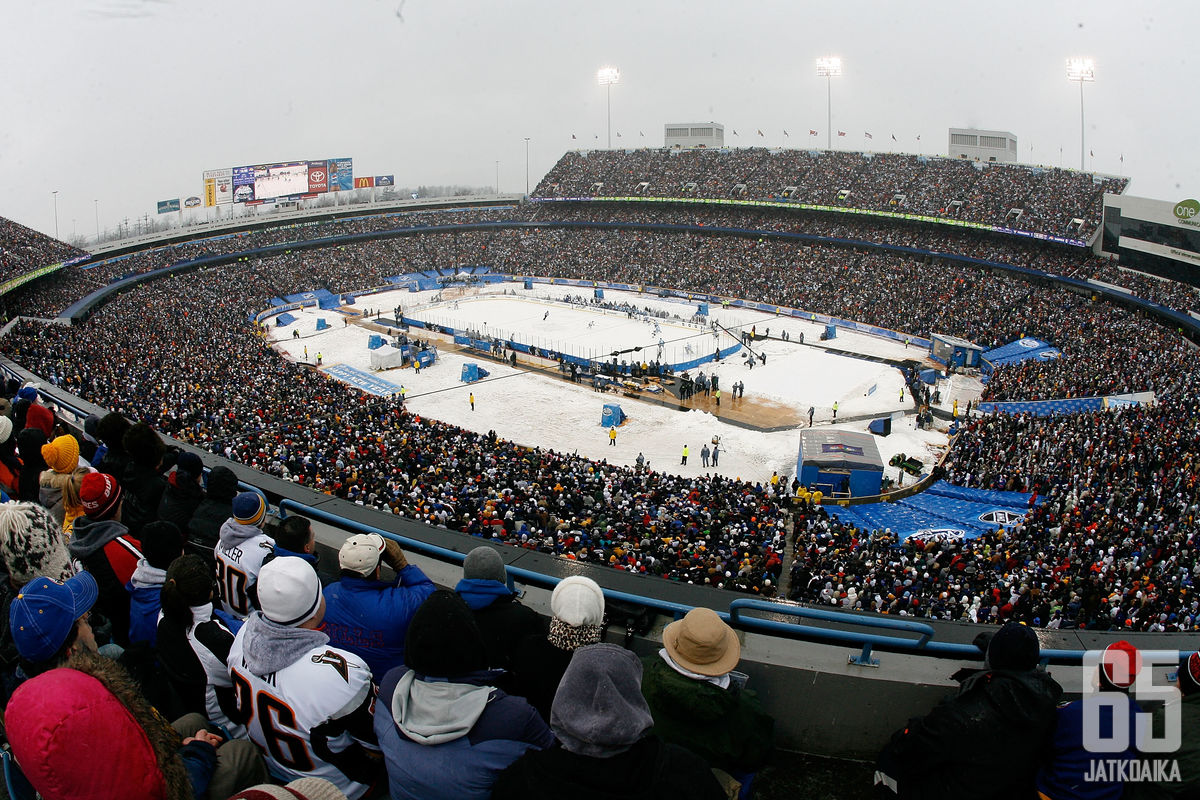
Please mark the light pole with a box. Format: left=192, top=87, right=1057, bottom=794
left=597, top=66, right=620, bottom=149
left=1066, top=57, right=1094, bottom=171
left=51, top=191, right=59, bottom=239
left=94, top=199, right=100, bottom=242
left=524, top=137, right=531, bottom=196
left=815, top=57, right=842, bottom=151
left=495, top=161, right=500, bottom=195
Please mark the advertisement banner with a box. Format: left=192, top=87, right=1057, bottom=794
left=184, top=196, right=201, bottom=208
left=354, top=176, right=375, bottom=189
left=157, top=198, right=180, bottom=214
left=307, top=161, right=328, bottom=193
left=329, top=158, right=353, bottom=192
left=202, top=168, right=233, bottom=206
left=204, top=179, right=216, bottom=208
left=375, top=175, right=394, bottom=187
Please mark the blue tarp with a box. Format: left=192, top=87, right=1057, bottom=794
left=825, top=481, right=1041, bottom=541
left=368, top=335, right=385, bottom=350
left=415, top=350, right=437, bottom=368
left=315, top=318, right=330, bottom=331
left=982, top=337, right=1060, bottom=367
left=461, top=363, right=488, bottom=382
left=919, top=368, right=939, bottom=385
left=601, top=403, right=626, bottom=427
left=275, top=313, right=296, bottom=327
left=324, top=364, right=403, bottom=396
left=976, top=397, right=1104, bottom=416
left=318, top=295, right=341, bottom=310
left=283, top=289, right=337, bottom=305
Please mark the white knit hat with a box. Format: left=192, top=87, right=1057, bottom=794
left=551, top=576, right=605, bottom=627
left=257, top=557, right=323, bottom=626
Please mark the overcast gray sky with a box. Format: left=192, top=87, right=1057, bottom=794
left=1, top=0, right=1196, bottom=238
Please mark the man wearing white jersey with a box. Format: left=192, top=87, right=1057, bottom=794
left=227, top=557, right=381, bottom=798
left=215, top=492, right=275, bottom=618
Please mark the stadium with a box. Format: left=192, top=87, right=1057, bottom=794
left=1, top=5, right=1199, bottom=799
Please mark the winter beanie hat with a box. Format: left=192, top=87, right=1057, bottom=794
left=0, top=415, right=12, bottom=445
left=462, top=545, right=506, bottom=583
left=174, top=451, right=203, bottom=481
left=80, top=472, right=123, bottom=520
left=986, top=622, right=1040, bottom=671
left=1100, top=640, right=1143, bottom=690
left=551, top=644, right=654, bottom=758
left=257, top=557, right=323, bottom=627
left=41, top=435, right=80, bottom=475
left=548, top=576, right=606, bottom=651
left=139, top=521, right=183, bottom=571
left=404, top=589, right=488, bottom=678
left=233, top=492, right=267, bottom=527
left=0, top=502, right=74, bottom=584
left=25, top=404, right=54, bottom=437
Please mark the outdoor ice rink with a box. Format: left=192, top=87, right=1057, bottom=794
left=266, top=282, right=971, bottom=487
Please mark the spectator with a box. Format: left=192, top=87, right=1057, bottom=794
left=69, top=472, right=143, bottom=648
left=641, top=606, right=774, bottom=775
left=0, top=500, right=74, bottom=587
left=38, top=434, right=85, bottom=531
left=323, top=533, right=435, bottom=680
left=373, top=589, right=553, bottom=800
left=264, top=514, right=319, bottom=568
left=0, top=414, right=19, bottom=496
left=876, top=622, right=1063, bottom=799
left=1036, top=641, right=1144, bottom=800
left=455, top=545, right=546, bottom=673
left=10, top=572, right=100, bottom=678
left=7, top=649, right=264, bottom=800
left=15, top=423, right=48, bottom=502
left=215, top=492, right=275, bottom=619
left=187, top=464, right=237, bottom=567
left=493, top=642, right=726, bottom=800
left=119, top=421, right=168, bottom=537
left=93, top=411, right=131, bottom=479
left=227, top=557, right=380, bottom=798
left=229, top=777, right=353, bottom=800
left=126, top=520, right=184, bottom=647
left=510, top=575, right=606, bottom=722
left=157, top=553, right=246, bottom=739
left=157, top=450, right=206, bottom=534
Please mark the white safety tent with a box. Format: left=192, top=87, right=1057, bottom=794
left=369, top=344, right=405, bottom=369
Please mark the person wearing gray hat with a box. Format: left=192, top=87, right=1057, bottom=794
left=455, top=546, right=544, bottom=674
left=492, top=643, right=724, bottom=800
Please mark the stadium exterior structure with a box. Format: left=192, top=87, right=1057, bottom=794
left=9, top=203, right=1200, bottom=761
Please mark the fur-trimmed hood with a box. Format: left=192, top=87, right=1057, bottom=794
left=5, top=650, right=194, bottom=800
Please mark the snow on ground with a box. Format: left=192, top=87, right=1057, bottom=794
left=265, top=283, right=952, bottom=488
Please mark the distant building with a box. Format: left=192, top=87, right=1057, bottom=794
left=948, top=128, right=1018, bottom=163
left=665, top=123, right=725, bottom=149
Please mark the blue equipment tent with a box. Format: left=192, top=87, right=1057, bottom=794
left=600, top=403, right=626, bottom=427
left=315, top=318, right=330, bottom=331
left=367, top=335, right=385, bottom=350
left=797, top=429, right=883, bottom=498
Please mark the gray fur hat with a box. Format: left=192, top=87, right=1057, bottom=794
left=550, top=643, right=653, bottom=758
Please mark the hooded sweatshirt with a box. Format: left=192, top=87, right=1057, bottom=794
left=374, top=666, right=553, bottom=800
left=214, top=520, right=273, bottom=618
left=70, top=515, right=143, bottom=648
left=126, top=559, right=168, bottom=646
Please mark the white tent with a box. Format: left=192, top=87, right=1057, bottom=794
left=369, top=344, right=405, bottom=369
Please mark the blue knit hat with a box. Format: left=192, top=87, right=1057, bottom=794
left=233, top=492, right=267, bottom=527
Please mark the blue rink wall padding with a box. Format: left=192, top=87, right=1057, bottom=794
left=600, top=403, right=626, bottom=427
left=269, top=297, right=288, bottom=308
left=324, top=364, right=403, bottom=396
left=284, top=289, right=337, bottom=305
left=274, top=313, right=297, bottom=327
left=976, top=396, right=1105, bottom=416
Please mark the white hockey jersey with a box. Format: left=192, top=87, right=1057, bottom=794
left=214, top=531, right=274, bottom=618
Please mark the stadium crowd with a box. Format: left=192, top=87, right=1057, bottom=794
left=533, top=147, right=1129, bottom=239
left=0, top=216, right=86, bottom=287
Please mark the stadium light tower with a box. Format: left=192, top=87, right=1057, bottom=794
left=815, top=57, right=842, bottom=151
left=597, top=66, right=620, bottom=149
left=524, top=137, right=531, bottom=196
left=51, top=190, right=59, bottom=239
left=1066, top=57, right=1095, bottom=171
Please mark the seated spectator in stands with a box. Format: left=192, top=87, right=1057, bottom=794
left=157, top=451, right=205, bottom=534
left=70, top=472, right=143, bottom=648
left=641, top=606, right=774, bottom=776
left=93, top=411, right=131, bottom=479
left=0, top=415, right=19, bottom=496
left=7, top=649, right=264, bottom=800
left=1036, top=641, right=1144, bottom=800
left=10, top=571, right=100, bottom=679
left=374, top=590, right=553, bottom=800
left=1134, top=651, right=1200, bottom=798
left=215, top=492, right=275, bottom=619
left=126, top=520, right=184, bottom=648
left=455, top=545, right=545, bottom=672
left=23, top=400, right=54, bottom=440
left=38, top=444, right=89, bottom=535
left=79, top=413, right=102, bottom=463
left=323, top=533, right=435, bottom=680
left=493, top=643, right=726, bottom=800
left=15, top=423, right=48, bottom=502
left=119, top=421, right=168, bottom=537
left=187, top=464, right=237, bottom=567
left=510, top=575, right=606, bottom=722
left=227, top=557, right=380, bottom=798
left=876, top=622, right=1063, bottom=799
left=157, top=553, right=246, bottom=739
left=265, top=514, right=319, bottom=569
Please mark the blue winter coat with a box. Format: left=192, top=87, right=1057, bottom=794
left=322, top=565, right=436, bottom=679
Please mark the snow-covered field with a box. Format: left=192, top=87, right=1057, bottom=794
left=266, top=283, right=958, bottom=487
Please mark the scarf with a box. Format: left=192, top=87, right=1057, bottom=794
left=547, top=617, right=603, bottom=652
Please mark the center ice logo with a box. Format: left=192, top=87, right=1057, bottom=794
left=978, top=509, right=1023, bottom=526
